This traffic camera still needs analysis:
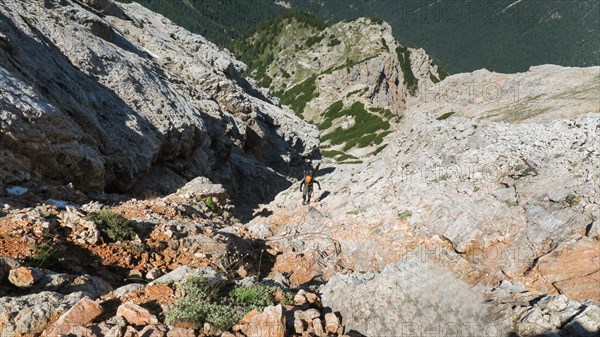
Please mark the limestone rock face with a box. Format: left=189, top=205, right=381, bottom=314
left=321, top=257, right=496, bottom=337
left=250, top=64, right=600, bottom=304
left=0, top=0, right=318, bottom=203
left=410, top=64, right=600, bottom=122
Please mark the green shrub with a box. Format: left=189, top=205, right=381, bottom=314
left=353, top=133, right=378, bottom=149
left=436, top=111, right=455, bottom=120
left=345, top=87, right=368, bottom=98
left=396, top=45, right=418, bottom=95
left=29, top=243, right=58, bottom=268
left=229, top=284, right=281, bottom=307
left=398, top=210, right=412, bottom=219
left=322, top=149, right=345, bottom=158
left=318, top=100, right=344, bottom=130
left=367, top=16, right=384, bottom=25
left=381, top=37, right=389, bottom=51
left=204, top=196, right=221, bottom=213
left=328, top=37, right=341, bottom=47
left=258, top=74, right=273, bottom=88
left=337, top=153, right=359, bottom=162
left=88, top=210, right=136, bottom=242
left=321, top=102, right=390, bottom=150
left=369, top=107, right=396, bottom=119
left=167, top=297, right=246, bottom=331
left=305, top=34, right=324, bottom=48
left=167, top=277, right=239, bottom=330
left=373, top=131, right=393, bottom=145
left=167, top=277, right=292, bottom=331
left=279, top=75, right=317, bottom=117
left=371, top=144, right=388, bottom=156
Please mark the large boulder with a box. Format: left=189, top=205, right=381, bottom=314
left=0, top=291, right=85, bottom=336
left=321, top=256, right=499, bottom=337
left=41, top=296, right=103, bottom=337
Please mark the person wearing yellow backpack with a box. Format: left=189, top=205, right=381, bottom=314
left=300, top=172, right=320, bottom=205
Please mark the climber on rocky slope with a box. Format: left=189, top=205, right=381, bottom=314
left=300, top=170, right=320, bottom=205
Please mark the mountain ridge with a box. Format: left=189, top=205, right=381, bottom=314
left=116, top=0, right=599, bottom=73
left=231, top=14, right=445, bottom=162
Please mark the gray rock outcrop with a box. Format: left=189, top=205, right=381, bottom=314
left=321, top=256, right=497, bottom=337
left=0, top=0, right=318, bottom=203
left=0, top=291, right=85, bottom=336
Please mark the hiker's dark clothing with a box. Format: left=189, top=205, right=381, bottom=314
left=300, top=177, right=320, bottom=204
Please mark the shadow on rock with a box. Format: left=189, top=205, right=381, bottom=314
left=315, top=190, right=331, bottom=202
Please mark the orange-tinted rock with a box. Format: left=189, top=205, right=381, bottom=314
left=312, top=317, right=325, bottom=337
left=117, top=301, right=159, bottom=325
left=324, top=312, right=340, bottom=334
left=239, top=309, right=261, bottom=325
left=536, top=238, right=600, bottom=301
left=270, top=251, right=326, bottom=287
left=272, top=289, right=286, bottom=302
left=123, top=326, right=139, bottom=337
left=144, top=283, right=174, bottom=299
left=8, top=266, right=44, bottom=287
left=304, top=292, right=321, bottom=308
left=41, top=297, right=103, bottom=337
left=166, top=327, right=195, bottom=337
left=138, top=325, right=166, bottom=337
left=242, top=304, right=285, bottom=337
left=64, top=325, right=98, bottom=337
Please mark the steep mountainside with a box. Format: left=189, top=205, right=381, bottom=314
left=0, top=0, right=318, bottom=207
left=0, top=1, right=599, bottom=336
left=231, top=14, right=445, bottom=162
left=247, top=64, right=600, bottom=335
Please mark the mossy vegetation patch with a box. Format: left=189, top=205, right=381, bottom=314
left=319, top=101, right=391, bottom=151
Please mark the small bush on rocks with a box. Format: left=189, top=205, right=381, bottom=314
left=203, top=196, right=221, bottom=213
left=88, top=210, right=136, bottom=242
left=167, top=277, right=292, bottom=330
left=29, top=243, right=58, bottom=268
left=230, top=284, right=292, bottom=307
